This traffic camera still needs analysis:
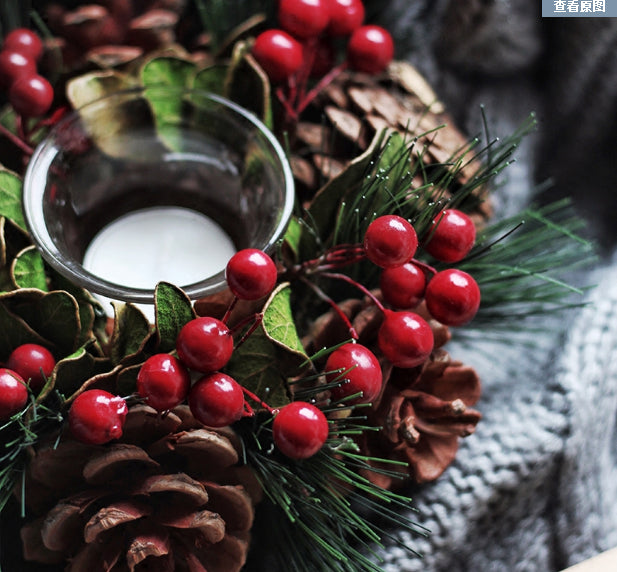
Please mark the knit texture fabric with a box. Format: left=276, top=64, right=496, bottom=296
left=362, top=3, right=617, bottom=569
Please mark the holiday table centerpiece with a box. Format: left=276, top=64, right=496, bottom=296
left=0, top=1, right=594, bottom=571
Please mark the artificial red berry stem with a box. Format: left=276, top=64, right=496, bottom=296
left=409, top=258, right=438, bottom=278
left=0, top=121, right=34, bottom=156
left=241, top=386, right=275, bottom=414
left=320, top=271, right=386, bottom=313
left=222, top=296, right=239, bottom=325
left=275, top=85, right=299, bottom=122
left=300, top=276, right=359, bottom=340
left=231, top=312, right=265, bottom=348
left=296, top=60, right=349, bottom=115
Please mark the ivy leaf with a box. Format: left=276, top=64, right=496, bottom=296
left=261, top=283, right=308, bottom=360
left=109, top=303, right=153, bottom=365
left=299, top=129, right=389, bottom=261
left=193, top=64, right=228, bottom=95
left=226, top=325, right=290, bottom=409
left=0, top=166, right=26, bottom=232
left=0, top=294, right=50, bottom=357
left=140, top=55, right=197, bottom=89
left=11, top=245, right=48, bottom=291
left=225, top=41, right=272, bottom=127
left=155, top=282, right=195, bottom=353
left=116, top=363, right=142, bottom=396
left=52, top=343, right=114, bottom=401
left=0, top=216, right=32, bottom=292
left=66, top=71, right=148, bottom=159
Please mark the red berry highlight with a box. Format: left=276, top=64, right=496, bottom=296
left=6, top=343, right=56, bottom=393
left=0, top=368, right=28, bottom=421
left=226, top=248, right=278, bottom=300
left=327, top=0, right=365, bottom=36
left=272, top=401, right=329, bottom=459
left=252, top=29, right=304, bottom=83
left=137, top=353, right=191, bottom=412
left=424, top=209, right=476, bottom=263
left=364, top=215, right=418, bottom=268
left=425, top=269, right=481, bottom=326
left=278, top=0, right=331, bottom=39
left=9, top=74, right=54, bottom=117
left=188, top=372, right=245, bottom=428
left=68, top=389, right=128, bottom=445
left=0, top=50, right=36, bottom=87
left=379, top=262, right=426, bottom=309
left=377, top=309, right=434, bottom=368
left=325, top=342, right=382, bottom=404
left=176, top=316, right=234, bottom=373
left=3, top=28, right=43, bottom=61
left=347, top=25, right=394, bottom=74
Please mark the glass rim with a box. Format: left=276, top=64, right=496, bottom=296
left=22, top=87, right=295, bottom=304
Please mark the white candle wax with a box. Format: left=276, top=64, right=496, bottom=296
left=83, top=206, right=237, bottom=318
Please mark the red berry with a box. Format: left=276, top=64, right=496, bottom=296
left=278, top=0, right=330, bottom=39
left=424, top=209, right=476, bottom=263
left=0, top=50, right=36, bottom=87
left=0, top=368, right=28, bottom=421
left=326, top=0, right=365, bottom=36
left=425, top=269, right=481, bottom=326
left=325, top=343, right=382, bottom=404
left=68, top=389, right=128, bottom=445
left=272, top=401, right=329, bottom=459
left=379, top=262, right=426, bottom=309
left=188, top=372, right=245, bottom=428
left=226, top=248, right=278, bottom=300
left=252, top=29, right=304, bottom=83
left=9, top=74, right=54, bottom=117
left=347, top=25, right=394, bottom=74
left=377, top=309, right=434, bottom=368
left=176, top=316, right=234, bottom=373
left=136, top=353, right=191, bottom=412
left=6, top=343, right=56, bottom=393
left=364, top=215, right=418, bottom=268
left=3, top=28, right=43, bottom=61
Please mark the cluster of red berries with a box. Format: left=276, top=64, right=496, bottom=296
left=0, top=28, right=53, bottom=119
left=61, top=208, right=480, bottom=462
left=251, top=0, right=393, bottom=120
left=67, top=248, right=329, bottom=460
left=0, top=343, right=56, bottom=421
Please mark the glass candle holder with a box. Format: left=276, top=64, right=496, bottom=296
left=22, top=87, right=294, bottom=314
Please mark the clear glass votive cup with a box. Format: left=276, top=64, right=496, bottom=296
left=22, top=87, right=295, bottom=310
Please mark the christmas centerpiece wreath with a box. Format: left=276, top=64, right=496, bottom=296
left=0, top=1, right=594, bottom=571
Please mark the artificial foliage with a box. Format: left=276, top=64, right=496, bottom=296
left=0, top=2, right=596, bottom=571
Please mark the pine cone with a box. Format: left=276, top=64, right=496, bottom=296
left=40, top=0, right=189, bottom=71
left=305, top=296, right=481, bottom=489
left=289, top=62, right=492, bottom=223
left=18, top=404, right=258, bottom=572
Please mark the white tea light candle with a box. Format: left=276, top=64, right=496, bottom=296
left=83, top=206, right=237, bottom=317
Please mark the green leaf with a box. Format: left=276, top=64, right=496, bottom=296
left=0, top=216, right=32, bottom=292
left=299, top=129, right=389, bottom=260
left=282, top=216, right=302, bottom=264
left=11, top=245, right=48, bottom=291
left=261, top=283, right=308, bottom=360
left=109, top=303, right=153, bottom=365
left=0, top=294, right=50, bottom=357
left=66, top=70, right=136, bottom=110
left=52, top=343, right=113, bottom=400
left=116, top=363, right=141, bottom=396
left=0, top=166, right=26, bottom=232
left=140, top=55, right=197, bottom=89
left=226, top=325, right=290, bottom=409
left=225, top=42, right=272, bottom=127
left=155, top=282, right=195, bottom=353
left=193, top=64, right=228, bottom=96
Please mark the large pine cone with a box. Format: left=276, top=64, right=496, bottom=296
left=18, top=404, right=258, bottom=572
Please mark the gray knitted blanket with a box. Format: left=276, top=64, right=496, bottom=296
left=366, top=2, right=617, bottom=570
